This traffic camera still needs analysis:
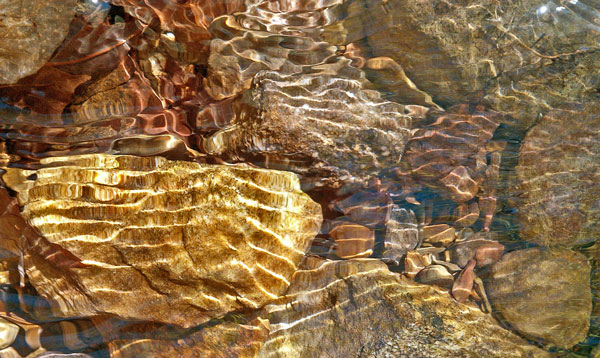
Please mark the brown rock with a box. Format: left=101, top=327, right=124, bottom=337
left=512, top=103, right=600, bottom=247
left=452, top=259, right=476, bottom=303
left=111, top=0, right=245, bottom=67
left=475, top=242, right=504, bottom=268
left=454, top=201, right=479, bottom=228
left=3, top=154, right=322, bottom=327
left=205, top=70, right=415, bottom=186
left=0, top=66, right=90, bottom=116
left=0, top=0, right=77, bottom=84
left=402, top=105, right=501, bottom=205
left=415, top=265, right=453, bottom=289
left=329, top=223, right=374, bottom=259
left=422, top=224, right=455, bottom=246
left=341, top=0, right=600, bottom=128
left=70, top=56, right=161, bottom=123
left=485, top=247, right=592, bottom=349
left=447, top=233, right=504, bottom=268
left=258, top=259, right=549, bottom=358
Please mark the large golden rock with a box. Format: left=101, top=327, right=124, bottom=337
left=3, top=154, right=322, bottom=327
left=511, top=103, right=600, bottom=247
left=484, top=247, right=592, bottom=349
left=258, top=259, right=549, bottom=358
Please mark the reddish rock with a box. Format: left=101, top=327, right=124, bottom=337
left=329, top=222, right=374, bottom=259
left=452, top=259, right=475, bottom=303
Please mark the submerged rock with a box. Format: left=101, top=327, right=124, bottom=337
left=110, top=0, right=245, bottom=66
left=258, top=259, right=549, bottom=358
left=3, top=154, right=322, bottom=327
left=402, top=104, right=501, bottom=202
left=205, top=70, right=415, bottom=186
left=485, top=247, right=592, bottom=349
left=381, top=206, right=420, bottom=265
left=108, top=319, right=270, bottom=358
left=512, top=102, right=600, bottom=247
left=0, top=0, right=78, bottom=84
left=339, top=0, right=600, bottom=128
left=204, top=0, right=343, bottom=100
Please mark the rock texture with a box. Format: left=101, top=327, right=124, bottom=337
left=258, top=259, right=549, bottom=358
left=485, top=247, right=592, bottom=349
left=402, top=104, right=501, bottom=202
left=0, top=0, right=78, bottom=84
left=108, top=319, right=270, bottom=358
left=512, top=103, right=600, bottom=247
left=3, top=154, right=322, bottom=327
left=110, top=0, right=245, bottom=66
left=339, top=0, right=600, bottom=128
left=204, top=0, right=343, bottom=100
left=205, top=70, right=414, bottom=186
left=381, top=206, right=420, bottom=265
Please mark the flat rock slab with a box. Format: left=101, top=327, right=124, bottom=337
left=258, top=259, right=549, bottom=358
left=485, top=247, right=592, bottom=349
left=3, top=154, right=322, bottom=327
left=513, top=103, right=600, bottom=247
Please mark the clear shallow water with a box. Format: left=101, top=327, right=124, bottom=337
left=0, top=0, right=599, bottom=357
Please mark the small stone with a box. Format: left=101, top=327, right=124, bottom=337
left=485, top=247, right=592, bottom=349
left=447, top=233, right=501, bottom=268
left=440, top=166, right=479, bottom=202
left=336, top=189, right=393, bottom=228
left=0, top=347, right=20, bottom=358
left=452, top=259, right=476, bottom=303
left=404, top=250, right=434, bottom=278
left=329, top=223, right=375, bottom=259
left=422, top=224, right=455, bottom=246
left=475, top=242, right=504, bottom=268
left=381, top=206, right=420, bottom=265
left=454, top=201, right=479, bottom=228
left=415, top=265, right=453, bottom=289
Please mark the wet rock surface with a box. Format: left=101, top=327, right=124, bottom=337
left=485, top=247, right=592, bottom=349
left=2, top=154, right=322, bottom=327
left=258, top=259, right=549, bottom=358
left=340, top=0, right=600, bottom=128
left=204, top=0, right=343, bottom=100
left=0, top=0, right=596, bottom=356
left=401, top=105, right=501, bottom=202
left=108, top=319, right=269, bottom=358
left=0, top=0, right=78, bottom=84
left=205, top=70, right=415, bottom=186
left=512, top=102, right=600, bottom=248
